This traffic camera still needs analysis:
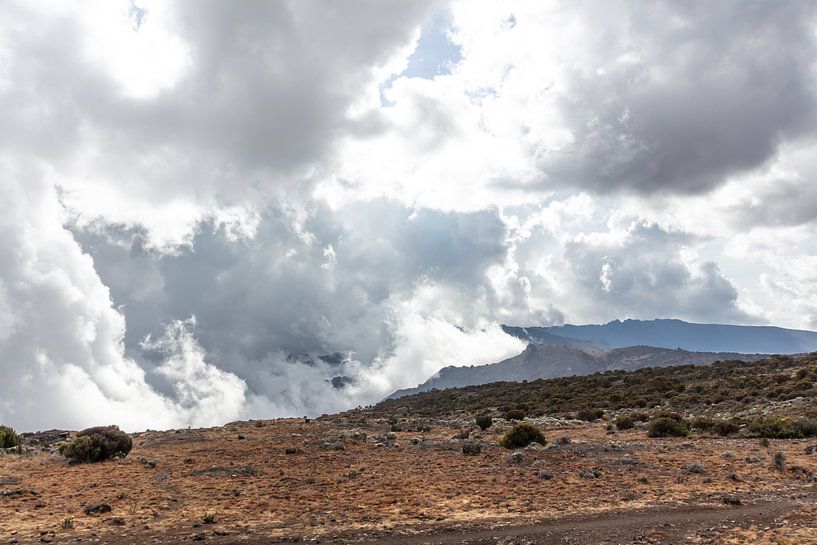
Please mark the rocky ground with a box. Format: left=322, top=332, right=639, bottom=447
left=1, top=417, right=816, bottom=544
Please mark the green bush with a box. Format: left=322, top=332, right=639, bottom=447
left=615, top=416, right=635, bottom=430
left=475, top=415, right=493, bottom=431
left=747, top=416, right=817, bottom=439
left=59, top=425, right=132, bottom=464
left=647, top=417, right=689, bottom=438
left=499, top=423, right=547, bottom=449
left=0, top=425, right=21, bottom=449
left=503, top=409, right=525, bottom=421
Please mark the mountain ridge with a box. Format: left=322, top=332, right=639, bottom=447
left=388, top=342, right=765, bottom=399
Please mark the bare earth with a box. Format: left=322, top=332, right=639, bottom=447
left=1, top=418, right=815, bottom=544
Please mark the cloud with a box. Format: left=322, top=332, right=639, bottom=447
left=0, top=166, right=249, bottom=431
left=1, top=0, right=439, bottom=249
left=3, top=1, right=817, bottom=432
left=71, top=199, right=523, bottom=416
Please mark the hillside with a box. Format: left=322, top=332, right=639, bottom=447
left=376, top=352, right=817, bottom=419
left=534, top=319, right=817, bottom=353
left=389, top=342, right=764, bottom=399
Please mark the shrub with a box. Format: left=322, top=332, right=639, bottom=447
left=475, top=415, right=493, bottom=431
left=503, top=409, right=525, bottom=421
left=576, top=408, right=604, bottom=422
left=631, top=412, right=651, bottom=422
left=772, top=451, right=786, bottom=470
left=499, top=423, right=547, bottom=449
left=713, top=420, right=740, bottom=436
left=647, top=417, right=689, bottom=438
left=615, top=416, right=635, bottom=430
left=747, top=416, right=817, bottom=439
left=691, top=417, right=716, bottom=431
left=202, top=513, right=216, bottom=524
left=655, top=411, right=684, bottom=422
left=0, top=425, right=21, bottom=449
left=59, top=425, right=132, bottom=464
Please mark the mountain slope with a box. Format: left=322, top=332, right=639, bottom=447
left=538, top=319, right=817, bottom=354
left=388, top=342, right=763, bottom=399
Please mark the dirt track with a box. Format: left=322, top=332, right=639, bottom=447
left=296, top=497, right=805, bottom=545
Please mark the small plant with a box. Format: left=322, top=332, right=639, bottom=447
left=647, top=417, right=689, bottom=438
left=202, top=513, right=216, bottom=524
left=475, top=414, right=493, bottom=431
left=759, top=437, right=771, bottom=448
left=61, top=517, right=74, bottom=530
left=615, top=416, right=635, bottom=430
left=0, top=425, right=21, bottom=449
left=59, top=425, right=132, bottom=464
left=499, top=423, right=546, bottom=449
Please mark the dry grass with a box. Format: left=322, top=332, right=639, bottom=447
left=1, top=418, right=815, bottom=543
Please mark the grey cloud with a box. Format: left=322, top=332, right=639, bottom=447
left=74, top=199, right=510, bottom=411
left=509, top=218, right=757, bottom=325
left=1, top=0, right=439, bottom=216
left=540, top=1, right=817, bottom=195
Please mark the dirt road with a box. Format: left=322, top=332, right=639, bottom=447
left=261, top=496, right=807, bottom=545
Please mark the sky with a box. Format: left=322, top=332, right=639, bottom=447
left=2, top=0, right=817, bottom=431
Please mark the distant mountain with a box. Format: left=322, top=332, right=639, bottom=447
left=500, top=325, right=609, bottom=350
left=388, top=342, right=763, bottom=399
left=536, top=319, right=817, bottom=354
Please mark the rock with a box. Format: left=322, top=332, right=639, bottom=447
left=537, top=471, right=553, bottom=480
left=721, top=451, right=735, bottom=459
left=579, top=469, right=601, bottom=479
left=410, top=436, right=425, bottom=446
left=84, top=503, right=112, bottom=516
left=284, top=447, right=300, bottom=455
left=804, top=444, right=816, bottom=454
left=524, top=442, right=545, bottom=452
left=462, top=442, right=481, bottom=456
left=321, top=441, right=345, bottom=451
left=608, top=440, right=624, bottom=450
left=509, top=451, right=524, bottom=464
left=106, top=517, right=126, bottom=526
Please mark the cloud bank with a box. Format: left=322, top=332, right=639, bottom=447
left=2, top=0, right=817, bottom=430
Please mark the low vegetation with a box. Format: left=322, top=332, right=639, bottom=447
left=59, top=425, right=133, bottom=464
left=499, top=423, right=547, bottom=449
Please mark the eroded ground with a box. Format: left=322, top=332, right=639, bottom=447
left=1, top=418, right=816, bottom=544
